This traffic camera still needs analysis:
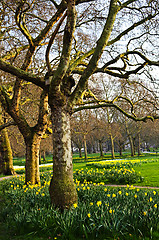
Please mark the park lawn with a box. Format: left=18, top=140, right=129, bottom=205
left=133, top=161, right=159, bottom=187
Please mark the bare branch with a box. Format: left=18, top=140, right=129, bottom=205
left=46, top=11, right=67, bottom=72
left=108, top=14, right=156, bottom=47
left=73, top=102, right=159, bottom=121
left=15, top=1, right=34, bottom=46
left=34, top=2, right=67, bottom=45
left=95, top=50, right=159, bottom=78
left=0, top=59, right=46, bottom=90
left=49, top=0, right=59, bottom=9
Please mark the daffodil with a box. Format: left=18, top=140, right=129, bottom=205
left=87, top=213, right=91, bottom=218
left=73, top=203, right=78, bottom=208
left=96, top=201, right=102, bottom=207
left=143, top=211, right=147, bottom=216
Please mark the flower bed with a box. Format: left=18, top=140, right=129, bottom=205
left=74, top=167, right=143, bottom=184
left=1, top=172, right=159, bottom=239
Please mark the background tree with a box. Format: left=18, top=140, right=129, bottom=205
left=0, top=102, right=15, bottom=175
left=71, top=110, right=95, bottom=160
left=90, top=113, right=107, bottom=157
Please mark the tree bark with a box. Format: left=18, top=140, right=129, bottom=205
left=25, top=133, right=41, bottom=184
left=129, top=136, right=135, bottom=157
left=0, top=128, right=15, bottom=175
left=39, top=151, right=42, bottom=165
left=110, top=134, right=115, bottom=159
left=0, top=104, right=15, bottom=175
left=119, top=142, right=123, bottom=156
left=83, top=134, right=87, bottom=160
left=99, top=140, right=104, bottom=157
left=49, top=106, right=78, bottom=209
left=78, top=147, right=82, bottom=158
left=137, top=133, right=141, bottom=156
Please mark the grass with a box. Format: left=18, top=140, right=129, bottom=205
left=133, top=161, right=159, bottom=187
left=1, top=153, right=159, bottom=239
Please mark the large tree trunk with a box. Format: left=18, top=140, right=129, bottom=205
left=49, top=107, right=78, bottom=209
left=25, top=134, right=41, bottom=185
left=0, top=128, right=15, bottom=175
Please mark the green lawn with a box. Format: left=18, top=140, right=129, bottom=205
left=133, top=161, right=159, bottom=187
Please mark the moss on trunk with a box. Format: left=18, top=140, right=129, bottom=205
left=0, top=128, right=15, bottom=175
left=49, top=106, right=78, bottom=209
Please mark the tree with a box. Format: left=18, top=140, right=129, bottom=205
left=141, top=120, right=159, bottom=152
left=0, top=2, right=49, bottom=184
left=71, top=111, right=95, bottom=160
left=90, top=113, right=107, bottom=157
left=0, top=0, right=159, bottom=209
left=0, top=103, right=15, bottom=175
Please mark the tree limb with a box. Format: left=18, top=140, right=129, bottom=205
left=0, top=59, right=46, bottom=90
left=46, top=11, right=67, bottom=72
left=69, top=0, right=120, bottom=105
left=49, top=0, right=77, bottom=93
left=73, top=102, right=159, bottom=121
